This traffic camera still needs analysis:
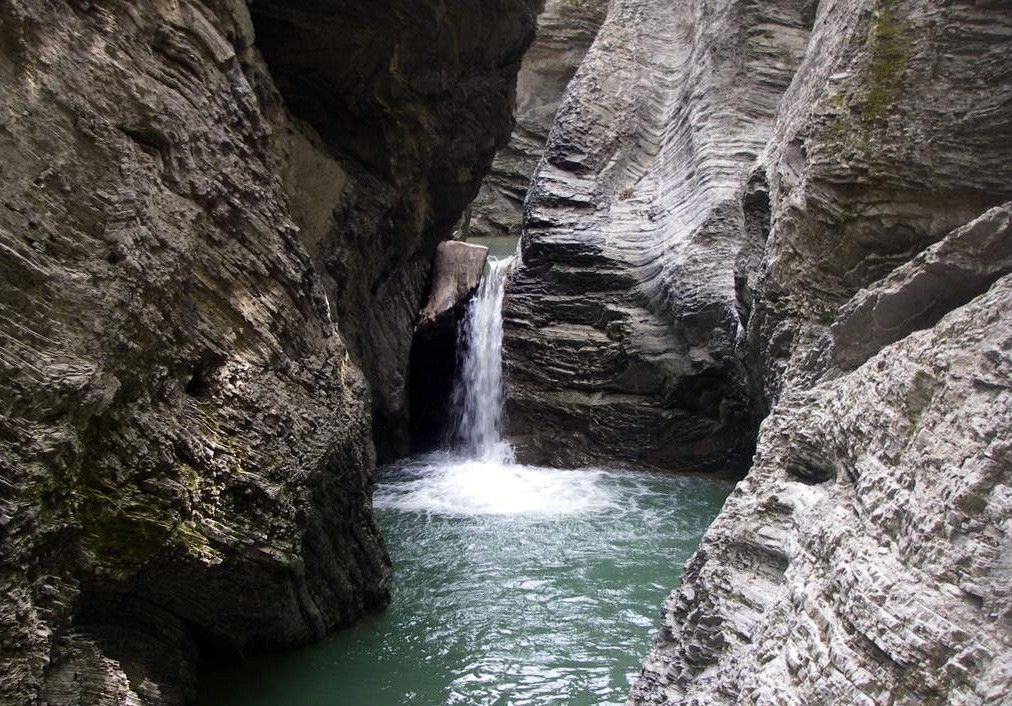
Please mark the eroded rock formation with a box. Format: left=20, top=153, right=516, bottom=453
left=417, top=242, right=490, bottom=332
left=503, top=0, right=812, bottom=470
left=497, top=0, right=1011, bottom=701
left=631, top=205, right=1012, bottom=706
left=0, top=0, right=537, bottom=704
left=466, top=0, right=608, bottom=242
left=619, top=0, right=1012, bottom=703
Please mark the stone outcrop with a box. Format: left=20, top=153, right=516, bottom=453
left=503, top=0, right=813, bottom=470
left=738, top=0, right=1012, bottom=410
left=0, top=1, right=537, bottom=704
left=619, top=0, right=1012, bottom=702
left=416, top=242, right=489, bottom=332
left=825, top=205, right=1012, bottom=374
left=631, top=204, right=1012, bottom=705
left=466, top=0, right=608, bottom=241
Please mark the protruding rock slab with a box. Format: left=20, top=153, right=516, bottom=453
left=827, top=202, right=1012, bottom=373
left=417, top=242, right=490, bottom=331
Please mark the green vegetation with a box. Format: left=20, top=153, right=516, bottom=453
left=825, top=0, right=912, bottom=147
left=862, top=0, right=910, bottom=123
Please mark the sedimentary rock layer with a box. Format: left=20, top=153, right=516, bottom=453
left=250, top=0, right=539, bottom=460
left=0, top=1, right=536, bottom=704
left=740, top=0, right=1012, bottom=408
left=466, top=0, right=608, bottom=241
left=503, top=0, right=813, bottom=470
left=631, top=205, right=1012, bottom=705
left=626, top=0, right=1012, bottom=702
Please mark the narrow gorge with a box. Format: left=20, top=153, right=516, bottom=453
left=1, top=1, right=1009, bottom=706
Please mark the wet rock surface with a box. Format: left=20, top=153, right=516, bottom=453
left=0, top=0, right=536, bottom=704
left=630, top=205, right=1012, bottom=705
left=409, top=242, right=489, bottom=451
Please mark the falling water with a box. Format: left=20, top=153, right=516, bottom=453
left=196, top=255, right=735, bottom=706
left=447, top=255, right=514, bottom=462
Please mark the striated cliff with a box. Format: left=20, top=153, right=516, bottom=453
left=497, top=0, right=1011, bottom=701
left=617, top=0, right=1012, bottom=703
left=466, top=0, right=608, bottom=242
left=0, top=1, right=537, bottom=704
left=503, top=0, right=813, bottom=470
left=631, top=204, right=1012, bottom=705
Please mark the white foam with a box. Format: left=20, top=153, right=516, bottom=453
left=375, top=454, right=618, bottom=517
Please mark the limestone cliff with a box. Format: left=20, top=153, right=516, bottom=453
left=466, top=0, right=608, bottom=242
left=497, top=0, right=1011, bottom=701
left=0, top=1, right=537, bottom=704
left=617, top=0, right=1012, bottom=703
left=631, top=205, right=1012, bottom=705
left=503, top=0, right=812, bottom=470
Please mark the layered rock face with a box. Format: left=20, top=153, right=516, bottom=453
left=623, top=0, right=1012, bottom=703
left=249, top=0, right=540, bottom=461
left=465, top=0, right=608, bottom=241
left=503, top=0, right=813, bottom=470
left=631, top=205, right=1012, bottom=705
left=739, top=0, right=1012, bottom=408
left=0, top=1, right=536, bottom=704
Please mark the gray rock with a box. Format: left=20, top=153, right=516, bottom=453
left=626, top=0, right=1012, bottom=701
left=826, top=203, right=1012, bottom=373
left=466, top=0, right=608, bottom=241
left=417, top=242, right=490, bottom=331
left=0, top=0, right=538, bottom=704
left=630, top=265, right=1012, bottom=706
left=503, top=0, right=813, bottom=470
left=741, top=0, right=1012, bottom=407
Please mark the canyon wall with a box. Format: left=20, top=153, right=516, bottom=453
left=466, top=0, right=608, bottom=242
left=500, top=0, right=1011, bottom=702
left=628, top=0, right=1012, bottom=700
left=0, top=1, right=537, bottom=704
left=503, top=0, right=813, bottom=470
left=631, top=204, right=1012, bottom=705
left=248, top=0, right=540, bottom=461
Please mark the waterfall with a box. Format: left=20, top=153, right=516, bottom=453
left=448, top=255, right=514, bottom=462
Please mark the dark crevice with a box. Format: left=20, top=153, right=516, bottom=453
left=407, top=308, right=467, bottom=453
left=184, top=353, right=224, bottom=398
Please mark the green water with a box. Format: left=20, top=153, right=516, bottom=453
left=196, top=453, right=732, bottom=706
left=466, top=236, right=519, bottom=259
